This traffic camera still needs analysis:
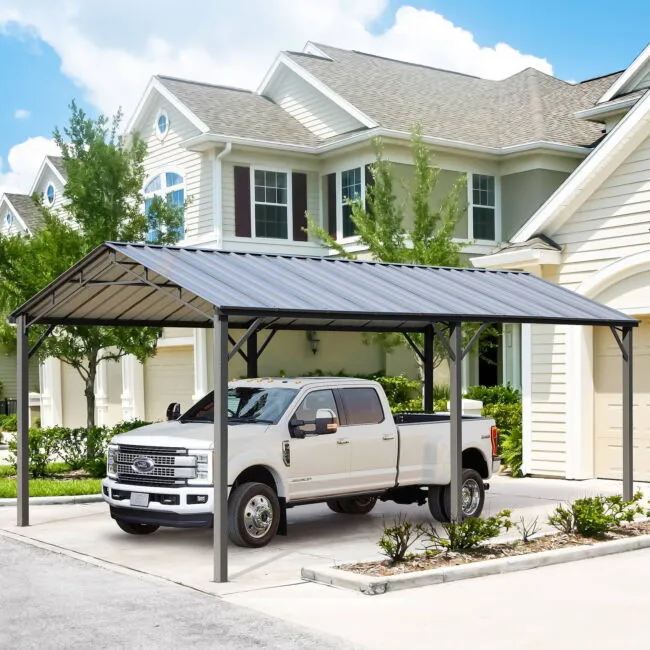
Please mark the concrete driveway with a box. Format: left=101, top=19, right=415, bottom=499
left=0, top=476, right=646, bottom=596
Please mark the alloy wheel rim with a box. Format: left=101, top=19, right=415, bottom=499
left=461, top=478, right=481, bottom=515
left=243, top=495, right=273, bottom=538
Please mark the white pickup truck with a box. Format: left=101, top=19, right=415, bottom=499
left=102, top=378, right=499, bottom=547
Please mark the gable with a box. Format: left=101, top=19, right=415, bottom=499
left=0, top=195, right=29, bottom=235
left=599, top=44, right=650, bottom=103
left=261, top=60, right=367, bottom=140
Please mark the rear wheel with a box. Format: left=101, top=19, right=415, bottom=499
left=427, top=485, right=448, bottom=522
left=228, top=481, right=280, bottom=548
left=115, top=520, right=159, bottom=535
left=326, top=499, right=346, bottom=513
left=429, top=469, right=486, bottom=522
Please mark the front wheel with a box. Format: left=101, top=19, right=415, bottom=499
left=115, top=520, right=159, bottom=535
left=228, top=482, right=280, bottom=548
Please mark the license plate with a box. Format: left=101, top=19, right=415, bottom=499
left=130, top=492, right=149, bottom=507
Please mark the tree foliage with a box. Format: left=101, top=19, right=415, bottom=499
left=0, top=101, right=185, bottom=427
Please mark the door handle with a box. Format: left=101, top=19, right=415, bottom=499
left=382, top=434, right=395, bottom=441
left=336, top=439, right=350, bottom=445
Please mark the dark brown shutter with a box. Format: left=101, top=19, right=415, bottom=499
left=365, top=164, right=374, bottom=217
left=292, top=172, right=308, bottom=241
left=326, top=173, right=337, bottom=237
left=234, top=166, right=251, bottom=238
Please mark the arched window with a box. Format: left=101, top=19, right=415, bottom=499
left=143, top=171, right=185, bottom=241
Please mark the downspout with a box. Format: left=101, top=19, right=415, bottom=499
left=213, top=142, right=232, bottom=249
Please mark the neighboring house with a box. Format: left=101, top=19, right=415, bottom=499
left=475, top=44, right=650, bottom=482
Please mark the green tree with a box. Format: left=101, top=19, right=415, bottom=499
left=0, top=102, right=184, bottom=429
left=308, top=124, right=469, bottom=370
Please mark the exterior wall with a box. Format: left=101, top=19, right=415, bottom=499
left=61, top=362, right=87, bottom=428
left=138, top=100, right=212, bottom=239
left=529, top=133, right=650, bottom=477
left=263, top=65, right=362, bottom=139
left=501, top=169, right=570, bottom=241
left=0, top=347, right=40, bottom=398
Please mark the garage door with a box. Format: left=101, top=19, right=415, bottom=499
left=144, top=346, right=194, bottom=422
left=594, top=320, right=650, bottom=480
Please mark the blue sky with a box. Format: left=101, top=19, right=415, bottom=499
left=1, top=0, right=649, bottom=194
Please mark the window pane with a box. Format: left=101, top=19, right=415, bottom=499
left=294, top=390, right=338, bottom=433
left=255, top=204, right=288, bottom=239
left=342, top=204, right=356, bottom=238
left=255, top=186, right=265, bottom=202
left=473, top=206, right=495, bottom=240
left=144, top=176, right=161, bottom=194
left=166, top=172, right=184, bottom=187
left=340, top=388, right=384, bottom=425
left=341, top=167, right=362, bottom=202
left=166, top=189, right=185, bottom=207
left=472, top=174, right=495, bottom=207
left=254, top=170, right=264, bottom=185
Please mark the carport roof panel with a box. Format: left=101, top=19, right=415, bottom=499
left=9, top=242, right=639, bottom=329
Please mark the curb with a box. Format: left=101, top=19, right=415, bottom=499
left=301, top=534, right=650, bottom=595
left=0, top=494, right=103, bottom=507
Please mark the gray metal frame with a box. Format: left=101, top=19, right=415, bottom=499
left=11, top=243, right=638, bottom=583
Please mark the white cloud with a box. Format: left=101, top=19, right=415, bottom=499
left=0, top=1, right=553, bottom=121
left=13, top=108, right=31, bottom=119
left=0, top=137, right=60, bottom=195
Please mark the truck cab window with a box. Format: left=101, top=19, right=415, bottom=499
left=340, top=388, right=384, bottom=425
left=293, top=389, right=338, bottom=433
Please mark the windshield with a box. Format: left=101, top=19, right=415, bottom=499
left=180, top=387, right=299, bottom=424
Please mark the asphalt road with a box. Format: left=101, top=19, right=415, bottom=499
left=0, top=536, right=355, bottom=650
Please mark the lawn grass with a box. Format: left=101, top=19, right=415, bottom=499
left=0, top=462, right=72, bottom=478
left=0, top=478, right=102, bottom=498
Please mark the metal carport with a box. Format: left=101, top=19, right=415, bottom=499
left=9, top=242, right=639, bottom=582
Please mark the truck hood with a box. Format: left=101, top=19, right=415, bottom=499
left=111, top=420, right=270, bottom=450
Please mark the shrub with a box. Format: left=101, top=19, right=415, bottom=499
left=482, top=402, right=523, bottom=476
left=464, top=384, right=521, bottom=405
left=548, top=492, right=645, bottom=538
left=378, top=516, right=425, bottom=563
left=516, top=516, right=541, bottom=543
left=8, top=428, right=58, bottom=478
left=500, top=423, right=523, bottom=477
left=425, top=510, right=512, bottom=552
left=392, top=398, right=424, bottom=413
left=0, top=414, right=17, bottom=432
left=433, top=398, right=448, bottom=412
left=110, top=419, right=152, bottom=434
left=432, top=384, right=450, bottom=401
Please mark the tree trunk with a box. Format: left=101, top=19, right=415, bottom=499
left=84, top=352, right=98, bottom=460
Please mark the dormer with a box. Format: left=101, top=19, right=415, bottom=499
left=30, top=155, right=67, bottom=212
left=0, top=193, right=44, bottom=236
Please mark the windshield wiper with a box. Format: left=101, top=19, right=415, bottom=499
left=228, top=417, right=274, bottom=424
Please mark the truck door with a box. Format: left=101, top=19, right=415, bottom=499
left=338, top=387, right=398, bottom=492
left=287, top=389, right=351, bottom=500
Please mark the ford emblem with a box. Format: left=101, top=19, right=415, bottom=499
left=132, top=457, right=155, bottom=474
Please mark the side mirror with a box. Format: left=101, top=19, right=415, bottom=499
left=166, top=402, right=181, bottom=421
left=315, top=409, right=338, bottom=435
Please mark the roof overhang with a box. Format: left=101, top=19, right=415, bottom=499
left=9, top=242, right=637, bottom=331
left=471, top=246, right=561, bottom=271
left=574, top=95, right=639, bottom=121
left=599, top=43, right=650, bottom=104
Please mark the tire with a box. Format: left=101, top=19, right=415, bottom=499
left=427, top=485, right=449, bottom=522
left=443, top=468, right=486, bottom=520
left=228, top=482, right=280, bottom=548
left=338, top=496, right=377, bottom=515
left=326, top=499, right=346, bottom=513
left=115, top=520, right=159, bottom=535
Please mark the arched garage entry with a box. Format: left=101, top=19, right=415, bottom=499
left=9, top=242, right=638, bottom=582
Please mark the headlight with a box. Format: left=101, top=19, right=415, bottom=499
left=107, top=444, right=118, bottom=479
left=188, top=451, right=212, bottom=485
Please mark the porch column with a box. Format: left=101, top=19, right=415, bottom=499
left=121, top=355, right=145, bottom=421
left=213, top=311, right=229, bottom=582
left=193, top=328, right=209, bottom=402
left=95, top=355, right=109, bottom=427
left=40, top=357, right=63, bottom=427
left=16, top=315, right=29, bottom=527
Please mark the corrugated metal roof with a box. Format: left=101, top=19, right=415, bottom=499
left=9, top=242, right=638, bottom=330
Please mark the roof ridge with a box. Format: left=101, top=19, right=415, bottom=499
left=305, top=43, right=483, bottom=80
left=579, top=70, right=624, bottom=84
left=156, top=75, right=253, bottom=94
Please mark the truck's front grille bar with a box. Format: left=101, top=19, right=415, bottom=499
left=116, top=444, right=194, bottom=487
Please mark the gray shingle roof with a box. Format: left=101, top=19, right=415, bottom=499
left=4, top=193, right=44, bottom=232
left=157, top=76, right=319, bottom=147
left=46, top=155, right=67, bottom=179
left=285, top=45, right=624, bottom=148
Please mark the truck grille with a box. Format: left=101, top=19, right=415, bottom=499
left=116, top=444, right=195, bottom=487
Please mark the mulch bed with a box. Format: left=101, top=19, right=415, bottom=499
left=340, top=520, right=650, bottom=577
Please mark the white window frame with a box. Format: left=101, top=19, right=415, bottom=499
left=467, top=173, right=501, bottom=243
left=338, top=166, right=365, bottom=242
left=250, top=165, right=293, bottom=241
left=155, top=108, right=170, bottom=141
left=5, top=211, right=13, bottom=226
left=45, top=183, right=56, bottom=206
left=143, top=168, right=186, bottom=237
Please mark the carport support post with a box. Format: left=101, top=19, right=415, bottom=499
left=622, top=326, right=634, bottom=501
left=423, top=326, right=434, bottom=411
left=449, top=323, right=463, bottom=522
left=246, top=330, right=258, bottom=378
left=16, top=315, right=29, bottom=527
left=213, top=311, right=229, bottom=582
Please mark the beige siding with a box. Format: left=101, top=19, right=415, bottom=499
left=139, top=101, right=213, bottom=239
left=530, top=134, right=650, bottom=476
left=0, top=348, right=39, bottom=398
left=264, top=66, right=362, bottom=139
left=501, top=169, right=569, bottom=240
left=144, top=346, right=195, bottom=421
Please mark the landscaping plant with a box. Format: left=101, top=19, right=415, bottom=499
left=516, top=516, right=541, bottom=543
left=548, top=492, right=645, bottom=538
left=424, top=510, right=513, bottom=553
left=378, top=516, right=426, bottom=563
